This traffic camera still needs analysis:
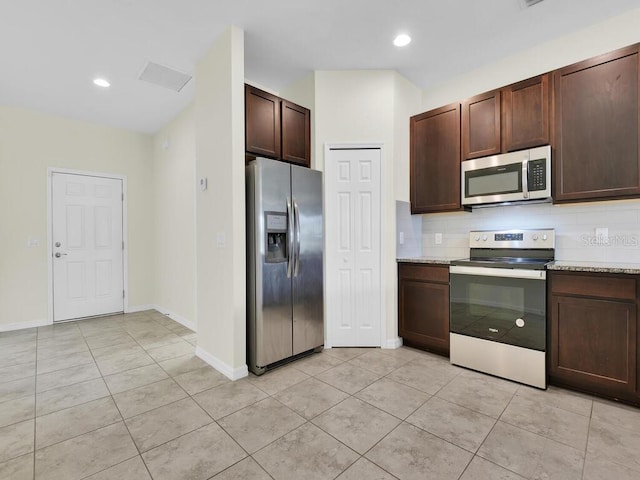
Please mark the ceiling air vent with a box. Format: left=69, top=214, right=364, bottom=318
left=138, top=61, right=192, bottom=92
left=522, top=0, right=545, bottom=7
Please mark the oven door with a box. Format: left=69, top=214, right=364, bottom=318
left=449, top=266, right=546, bottom=351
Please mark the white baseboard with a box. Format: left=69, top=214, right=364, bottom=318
left=149, top=305, right=197, bottom=332
left=196, top=346, right=248, bottom=381
left=0, top=318, right=51, bottom=332
left=382, top=337, right=403, bottom=349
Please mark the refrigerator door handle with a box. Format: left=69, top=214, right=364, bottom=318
left=286, top=197, right=294, bottom=278
left=293, top=199, right=301, bottom=276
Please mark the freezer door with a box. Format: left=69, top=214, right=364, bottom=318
left=247, top=158, right=293, bottom=369
left=291, top=165, right=324, bottom=355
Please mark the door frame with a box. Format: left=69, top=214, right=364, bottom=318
left=47, top=167, right=129, bottom=324
left=323, top=143, right=386, bottom=348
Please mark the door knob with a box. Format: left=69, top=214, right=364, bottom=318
left=54, top=252, right=67, bottom=258
left=55, top=242, right=61, bottom=247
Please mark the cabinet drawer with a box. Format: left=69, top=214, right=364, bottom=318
left=398, top=264, right=449, bottom=283
left=551, top=273, right=636, bottom=301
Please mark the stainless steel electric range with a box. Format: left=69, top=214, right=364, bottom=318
left=449, top=229, right=555, bottom=389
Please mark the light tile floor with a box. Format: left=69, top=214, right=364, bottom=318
left=1, top=310, right=640, bottom=479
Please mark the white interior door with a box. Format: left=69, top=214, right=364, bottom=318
left=325, top=147, right=382, bottom=346
left=52, top=172, right=124, bottom=322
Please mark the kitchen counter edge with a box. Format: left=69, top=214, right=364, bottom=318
left=548, top=261, right=640, bottom=275
left=396, top=258, right=451, bottom=265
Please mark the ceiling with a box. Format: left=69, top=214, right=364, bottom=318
left=1, top=0, right=639, bottom=134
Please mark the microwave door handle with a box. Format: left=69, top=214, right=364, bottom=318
left=522, top=160, right=529, bottom=198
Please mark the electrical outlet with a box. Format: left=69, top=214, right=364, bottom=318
left=399, top=232, right=405, bottom=245
left=435, top=233, right=443, bottom=245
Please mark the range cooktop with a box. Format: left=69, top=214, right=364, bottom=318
left=452, top=229, right=556, bottom=270
left=450, top=257, right=553, bottom=270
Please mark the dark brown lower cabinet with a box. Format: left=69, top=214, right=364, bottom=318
left=398, top=263, right=450, bottom=356
left=548, top=271, right=639, bottom=404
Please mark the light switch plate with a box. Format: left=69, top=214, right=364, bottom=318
left=216, top=232, right=226, bottom=248
left=435, top=233, right=443, bottom=245
left=399, top=232, right=405, bottom=245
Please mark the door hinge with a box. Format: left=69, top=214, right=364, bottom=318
left=123, top=290, right=125, bottom=299
left=122, top=240, right=125, bottom=250
left=121, top=193, right=124, bottom=201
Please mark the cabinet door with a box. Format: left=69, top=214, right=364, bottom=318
left=281, top=100, right=310, bottom=167
left=245, top=85, right=281, bottom=159
left=462, top=90, right=501, bottom=160
left=549, top=295, right=637, bottom=399
left=410, top=104, right=461, bottom=214
left=398, top=264, right=450, bottom=356
left=553, top=45, right=640, bottom=202
left=503, top=74, right=550, bottom=152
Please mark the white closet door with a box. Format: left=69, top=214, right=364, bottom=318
left=325, top=147, right=382, bottom=346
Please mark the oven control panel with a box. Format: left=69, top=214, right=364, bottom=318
left=495, top=233, right=523, bottom=242
left=469, top=229, right=555, bottom=249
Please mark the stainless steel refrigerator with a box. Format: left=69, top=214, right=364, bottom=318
left=246, top=158, right=324, bottom=375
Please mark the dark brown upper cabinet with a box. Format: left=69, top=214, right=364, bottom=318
left=553, top=45, right=640, bottom=203
left=462, top=74, right=551, bottom=160
left=245, top=84, right=281, bottom=159
left=503, top=74, right=551, bottom=152
left=245, top=84, right=311, bottom=167
left=281, top=100, right=311, bottom=167
left=410, top=103, right=463, bottom=214
left=462, top=90, right=501, bottom=160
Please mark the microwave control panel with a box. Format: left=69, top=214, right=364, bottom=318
left=527, top=158, right=546, bottom=191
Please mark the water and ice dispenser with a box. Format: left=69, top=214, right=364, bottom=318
left=265, top=212, right=287, bottom=263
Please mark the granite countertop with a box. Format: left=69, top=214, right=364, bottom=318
left=396, top=257, right=452, bottom=265
left=397, top=258, right=640, bottom=274
left=548, top=261, right=640, bottom=275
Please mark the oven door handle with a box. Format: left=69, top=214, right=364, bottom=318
left=449, top=265, right=546, bottom=280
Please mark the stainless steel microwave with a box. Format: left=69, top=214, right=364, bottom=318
left=461, top=145, right=551, bottom=206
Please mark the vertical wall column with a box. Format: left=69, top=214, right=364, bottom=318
left=194, top=26, right=247, bottom=379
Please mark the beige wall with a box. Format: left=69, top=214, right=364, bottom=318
left=393, top=73, right=422, bottom=203
left=151, top=104, right=197, bottom=328
left=194, top=26, right=247, bottom=378
left=422, top=7, right=640, bottom=111
left=0, top=106, right=154, bottom=330
left=314, top=70, right=421, bottom=346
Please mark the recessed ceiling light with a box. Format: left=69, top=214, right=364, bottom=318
left=93, top=78, right=110, bottom=88
left=393, top=34, right=411, bottom=47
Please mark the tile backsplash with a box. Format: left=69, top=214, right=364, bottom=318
left=396, top=201, right=422, bottom=258
left=416, top=199, right=640, bottom=263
